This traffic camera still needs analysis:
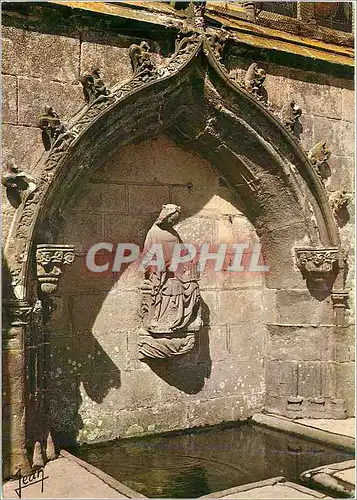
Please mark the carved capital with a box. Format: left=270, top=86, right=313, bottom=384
left=331, top=291, right=349, bottom=325
left=3, top=299, right=33, bottom=326
left=295, top=247, right=339, bottom=283
left=36, top=244, right=75, bottom=294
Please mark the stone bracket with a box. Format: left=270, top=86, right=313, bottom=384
left=36, top=244, right=75, bottom=294
left=295, top=247, right=340, bottom=284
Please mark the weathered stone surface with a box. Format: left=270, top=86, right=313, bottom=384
left=60, top=256, right=116, bottom=294
left=335, top=362, right=355, bottom=416
left=297, top=361, right=322, bottom=397
left=334, top=326, right=355, bottom=362
left=17, top=77, right=83, bottom=127
left=267, top=325, right=335, bottom=362
left=97, top=135, right=219, bottom=186
left=218, top=289, right=265, bottom=326
left=2, top=193, right=16, bottom=242
left=70, top=291, right=141, bottom=334
left=313, top=116, right=355, bottom=157
left=2, top=26, right=80, bottom=81
left=204, top=326, right=229, bottom=362
left=128, top=185, right=170, bottom=214
left=261, top=223, right=310, bottom=289
left=2, top=75, right=17, bottom=124
left=81, top=31, right=133, bottom=88
left=2, top=349, right=24, bottom=405
left=299, top=114, right=314, bottom=150
left=265, top=360, right=298, bottom=396
left=103, top=213, right=154, bottom=247
left=228, top=324, right=266, bottom=360
left=186, top=396, right=237, bottom=427
left=2, top=124, right=43, bottom=174
left=325, top=155, right=355, bottom=193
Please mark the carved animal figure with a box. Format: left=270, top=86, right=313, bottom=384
left=281, top=100, right=302, bottom=133
left=308, top=142, right=331, bottom=168
left=2, top=157, right=37, bottom=208
left=138, top=204, right=202, bottom=360
left=80, top=67, right=110, bottom=104
left=129, top=41, right=155, bottom=77
left=37, top=106, right=67, bottom=150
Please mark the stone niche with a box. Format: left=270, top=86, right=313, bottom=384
left=50, top=134, right=268, bottom=445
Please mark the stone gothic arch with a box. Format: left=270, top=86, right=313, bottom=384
left=3, top=31, right=348, bottom=476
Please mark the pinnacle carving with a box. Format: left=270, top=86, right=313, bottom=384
left=281, top=100, right=302, bottom=134
left=36, top=244, right=75, bottom=294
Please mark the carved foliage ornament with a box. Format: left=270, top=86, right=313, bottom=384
left=36, top=244, right=75, bottom=294
left=295, top=247, right=339, bottom=282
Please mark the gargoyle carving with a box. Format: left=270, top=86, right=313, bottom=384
left=308, top=142, right=331, bottom=179
left=36, top=244, right=75, bottom=294
left=80, top=67, right=110, bottom=104
left=281, top=100, right=302, bottom=134
left=2, top=157, right=37, bottom=208
left=129, top=41, right=158, bottom=82
left=37, top=106, right=67, bottom=151
left=244, top=62, right=267, bottom=101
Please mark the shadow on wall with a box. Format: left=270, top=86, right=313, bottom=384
left=48, top=255, right=214, bottom=448
left=49, top=291, right=212, bottom=448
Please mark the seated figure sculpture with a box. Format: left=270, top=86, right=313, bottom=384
left=138, top=204, right=202, bottom=360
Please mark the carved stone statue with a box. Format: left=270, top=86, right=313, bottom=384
left=2, top=157, right=37, bottom=208
left=138, top=204, right=202, bottom=360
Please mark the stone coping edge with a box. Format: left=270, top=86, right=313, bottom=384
left=252, top=413, right=355, bottom=453
left=198, top=476, right=327, bottom=498
left=60, top=449, right=147, bottom=498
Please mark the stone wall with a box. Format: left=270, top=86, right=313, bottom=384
left=227, top=56, right=355, bottom=417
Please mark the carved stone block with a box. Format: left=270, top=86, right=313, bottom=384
left=295, top=247, right=339, bottom=284
left=36, top=244, right=75, bottom=294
